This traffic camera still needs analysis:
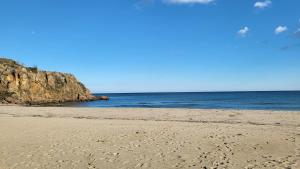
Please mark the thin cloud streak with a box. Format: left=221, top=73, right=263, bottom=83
left=295, top=28, right=300, bottom=38
left=164, top=0, right=215, bottom=5
left=134, top=0, right=155, bottom=10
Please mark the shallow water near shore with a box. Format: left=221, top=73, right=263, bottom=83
left=64, top=91, right=300, bottom=110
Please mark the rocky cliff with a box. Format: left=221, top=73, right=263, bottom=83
left=0, top=58, right=97, bottom=104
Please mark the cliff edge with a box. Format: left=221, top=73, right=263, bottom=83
left=0, top=58, right=96, bottom=104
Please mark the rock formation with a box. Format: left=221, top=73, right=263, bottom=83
left=0, top=58, right=97, bottom=104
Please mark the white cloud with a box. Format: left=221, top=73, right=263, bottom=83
left=254, top=0, right=271, bottom=9
left=238, top=27, right=249, bottom=36
left=275, top=26, right=288, bottom=34
left=164, top=0, right=215, bottom=5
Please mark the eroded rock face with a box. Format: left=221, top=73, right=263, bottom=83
left=0, top=58, right=96, bottom=104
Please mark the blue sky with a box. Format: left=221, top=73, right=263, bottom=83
left=0, top=0, right=300, bottom=92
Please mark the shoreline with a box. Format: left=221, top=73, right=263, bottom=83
left=0, top=106, right=299, bottom=168
left=2, top=103, right=300, bottom=112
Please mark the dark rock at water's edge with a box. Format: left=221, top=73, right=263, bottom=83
left=97, top=95, right=110, bottom=101
left=0, top=57, right=102, bottom=105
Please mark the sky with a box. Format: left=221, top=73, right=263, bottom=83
left=0, top=0, right=300, bottom=93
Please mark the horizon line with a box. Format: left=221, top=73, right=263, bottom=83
left=92, top=90, right=300, bottom=94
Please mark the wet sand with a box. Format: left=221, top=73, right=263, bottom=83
left=0, top=106, right=299, bottom=169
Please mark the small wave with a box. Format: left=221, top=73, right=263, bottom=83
left=252, top=102, right=286, bottom=105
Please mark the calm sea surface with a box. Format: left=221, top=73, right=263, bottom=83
left=65, top=91, right=300, bottom=110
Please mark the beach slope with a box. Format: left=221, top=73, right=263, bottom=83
left=0, top=106, right=299, bottom=169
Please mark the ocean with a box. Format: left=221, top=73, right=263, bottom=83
left=65, top=91, right=300, bottom=111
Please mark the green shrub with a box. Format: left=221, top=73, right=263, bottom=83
left=27, top=66, right=38, bottom=73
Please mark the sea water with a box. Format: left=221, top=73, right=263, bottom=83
left=65, top=91, right=300, bottom=110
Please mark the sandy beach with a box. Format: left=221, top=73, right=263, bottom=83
left=0, top=106, right=299, bottom=169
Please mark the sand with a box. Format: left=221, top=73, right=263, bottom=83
left=0, top=106, right=299, bottom=169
